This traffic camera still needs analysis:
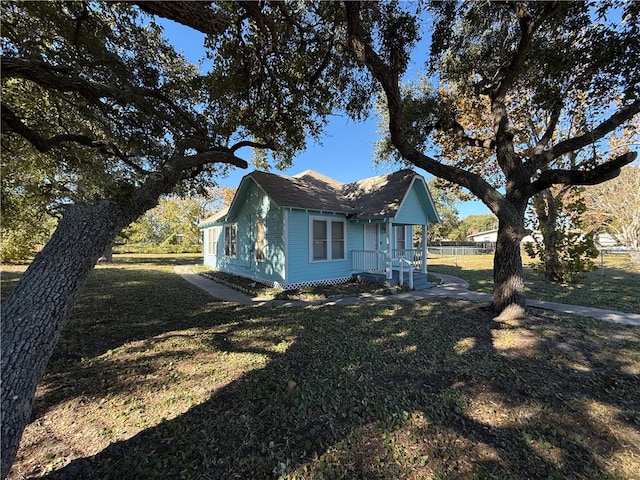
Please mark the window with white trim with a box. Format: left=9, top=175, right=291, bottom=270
left=207, top=227, right=217, bottom=255
left=224, top=224, right=237, bottom=257
left=310, top=217, right=345, bottom=261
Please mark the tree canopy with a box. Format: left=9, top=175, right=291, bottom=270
left=345, top=0, right=639, bottom=314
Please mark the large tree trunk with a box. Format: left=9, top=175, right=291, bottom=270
left=492, top=219, right=527, bottom=318
left=1, top=200, right=129, bottom=479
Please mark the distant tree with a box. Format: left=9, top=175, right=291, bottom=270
left=345, top=1, right=639, bottom=317
left=120, top=187, right=234, bottom=246
left=425, top=178, right=460, bottom=241
left=451, top=214, right=499, bottom=241
left=525, top=186, right=599, bottom=282
left=583, top=165, right=640, bottom=262
left=120, top=196, right=203, bottom=245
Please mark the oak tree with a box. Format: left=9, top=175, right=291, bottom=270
left=344, top=0, right=639, bottom=316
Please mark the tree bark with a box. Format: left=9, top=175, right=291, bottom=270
left=0, top=200, right=129, bottom=479
left=492, top=218, right=528, bottom=318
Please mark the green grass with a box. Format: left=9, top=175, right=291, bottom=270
left=429, top=253, right=640, bottom=313
left=3, top=254, right=639, bottom=480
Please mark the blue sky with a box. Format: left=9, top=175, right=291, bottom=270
left=161, top=17, right=490, bottom=218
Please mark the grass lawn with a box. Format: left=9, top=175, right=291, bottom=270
left=2, top=254, right=639, bottom=479
left=429, top=252, right=640, bottom=314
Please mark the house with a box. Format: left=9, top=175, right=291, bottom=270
left=200, top=169, right=440, bottom=290
left=467, top=229, right=619, bottom=247
left=466, top=229, right=539, bottom=245
left=466, top=229, right=498, bottom=243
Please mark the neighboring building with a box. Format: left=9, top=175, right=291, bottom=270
left=467, top=228, right=618, bottom=247
left=466, top=229, right=499, bottom=243
left=200, top=169, right=440, bottom=290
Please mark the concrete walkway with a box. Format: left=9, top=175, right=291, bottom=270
left=174, top=266, right=640, bottom=327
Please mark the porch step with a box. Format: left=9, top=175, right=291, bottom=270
left=412, top=276, right=434, bottom=291
left=354, top=272, right=435, bottom=291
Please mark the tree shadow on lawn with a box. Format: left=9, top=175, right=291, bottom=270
left=38, top=298, right=639, bottom=479
left=31, top=266, right=245, bottom=418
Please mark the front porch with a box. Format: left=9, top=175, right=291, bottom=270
left=351, top=248, right=435, bottom=290
left=354, top=270, right=435, bottom=291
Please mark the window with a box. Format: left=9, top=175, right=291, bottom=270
left=255, top=219, right=265, bottom=262
left=207, top=227, right=217, bottom=255
left=224, top=224, right=237, bottom=257
left=331, top=221, right=344, bottom=259
left=310, top=217, right=345, bottom=261
left=312, top=220, right=327, bottom=260
left=395, top=226, right=406, bottom=251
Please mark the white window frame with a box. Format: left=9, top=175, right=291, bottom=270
left=207, top=227, right=218, bottom=255
left=224, top=224, right=237, bottom=258
left=309, top=216, right=346, bottom=262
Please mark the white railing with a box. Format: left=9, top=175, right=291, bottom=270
left=396, top=257, right=414, bottom=289
left=352, top=250, right=387, bottom=273
left=392, top=248, right=422, bottom=270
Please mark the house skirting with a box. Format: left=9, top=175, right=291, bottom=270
left=203, top=267, right=353, bottom=291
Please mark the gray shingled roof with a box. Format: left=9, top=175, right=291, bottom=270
left=345, top=169, right=417, bottom=219
left=248, top=169, right=420, bottom=219
left=250, top=170, right=354, bottom=213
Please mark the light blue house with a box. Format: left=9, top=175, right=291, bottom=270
left=200, top=169, right=440, bottom=290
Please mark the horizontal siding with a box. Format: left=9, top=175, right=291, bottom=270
left=210, top=182, right=286, bottom=287
left=395, top=181, right=436, bottom=225
left=286, top=210, right=352, bottom=287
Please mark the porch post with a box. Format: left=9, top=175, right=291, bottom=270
left=421, top=224, right=428, bottom=274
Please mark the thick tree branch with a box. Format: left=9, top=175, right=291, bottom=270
left=1, top=57, right=201, bottom=133
left=525, top=151, right=637, bottom=196
left=229, top=139, right=274, bottom=153
left=129, top=149, right=248, bottom=215
left=345, top=2, right=510, bottom=219
left=540, top=100, right=640, bottom=164
left=130, top=1, right=231, bottom=36
left=2, top=102, right=150, bottom=175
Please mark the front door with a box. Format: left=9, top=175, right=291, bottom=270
left=363, top=224, right=383, bottom=271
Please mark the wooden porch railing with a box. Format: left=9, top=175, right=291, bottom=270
left=392, top=248, right=423, bottom=270
left=351, top=250, right=387, bottom=274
